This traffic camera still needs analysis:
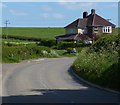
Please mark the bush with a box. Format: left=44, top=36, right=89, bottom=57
left=57, top=41, right=91, bottom=50
left=57, top=42, right=75, bottom=49
left=36, top=39, right=56, bottom=47
left=66, top=48, right=73, bottom=54
left=2, top=35, right=42, bottom=41
left=2, top=45, right=59, bottom=63
left=72, top=34, right=120, bottom=91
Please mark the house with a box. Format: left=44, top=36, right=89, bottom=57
left=55, top=9, right=116, bottom=43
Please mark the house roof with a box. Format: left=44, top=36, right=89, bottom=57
left=65, top=12, right=116, bottom=28
left=87, top=14, right=116, bottom=27
left=55, top=34, right=76, bottom=40
left=64, top=18, right=87, bottom=28
left=75, top=34, right=92, bottom=40
left=55, top=33, right=92, bottom=41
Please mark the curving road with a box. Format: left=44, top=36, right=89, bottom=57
left=2, top=57, right=120, bottom=103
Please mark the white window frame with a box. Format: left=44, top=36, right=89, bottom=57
left=94, top=27, right=98, bottom=33
left=102, top=26, right=112, bottom=33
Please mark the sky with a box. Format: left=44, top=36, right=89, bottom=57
left=1, top=2, right=119, bottom=27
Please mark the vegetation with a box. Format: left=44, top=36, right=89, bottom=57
left=2, top=44, right=61, bottom=63
left=72, top=34, right=120, bottom=91
left=1, top=27, right=65, bottom=39
left=57, top=41, right=91, bottom=50
left=1, top=38, right=78, bottom=63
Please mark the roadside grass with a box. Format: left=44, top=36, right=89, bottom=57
left=72, top=34, right=120, bottom=91
left=2, top=42, right=76, bottom=63
left=1, top=27, right=65, bottom=39
left=2, top=45, right=57, bottom=63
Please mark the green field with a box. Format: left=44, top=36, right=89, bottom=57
left=1, top=27, right=65, bottom=39
left=1, top=27, right=119, bottom=39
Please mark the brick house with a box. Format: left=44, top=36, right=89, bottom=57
left=55, top=9, right=116, bottom=43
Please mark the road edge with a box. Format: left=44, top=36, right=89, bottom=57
left=69, top=67, right=120, bottom=95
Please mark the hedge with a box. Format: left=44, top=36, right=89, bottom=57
left=57, top=41, right=91, bottom=49
left=36, top=39, right=56, bottom=47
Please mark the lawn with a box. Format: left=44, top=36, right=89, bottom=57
left=1, top=27, right=65, bottom=39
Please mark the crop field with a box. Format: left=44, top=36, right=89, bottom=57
left=1, top=27, right=65, bottom=39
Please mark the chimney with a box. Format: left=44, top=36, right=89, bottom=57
left=91, top=9, right=95, bottom=15
left=83, top=12, right=88, bottom=18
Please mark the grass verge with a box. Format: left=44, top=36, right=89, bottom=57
left=72, top=34, right=120, bottom=92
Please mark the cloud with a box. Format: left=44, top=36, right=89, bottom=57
left=58, top=2, right=97, bottom=10
left=40, top=13, right=64, bottom=19
left=0, top=3, right=7, bottom=8
left=9, top=10, right=29, bottom=16
left=52, top=13, right=64, bottom=19
left=108, top=3, right=118, bottom=8
left=41, top=5, right=52, bottom=11
left=40, top=13, right=50, bottom=18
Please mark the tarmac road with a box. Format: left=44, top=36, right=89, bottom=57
left=2, top=57, right=120, bottom=103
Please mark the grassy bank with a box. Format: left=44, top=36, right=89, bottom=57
left=72, top=34, right=120, bottom=91
left=1, top=38, right=77, bottom=63
left=1, top=27, right=65, bottom=39
left=2, top=44, right=68, bottom=63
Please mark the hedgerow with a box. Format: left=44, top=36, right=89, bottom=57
left=72, top=34, right=120, bottom=91
left=2, top=45, right=59, bottom=63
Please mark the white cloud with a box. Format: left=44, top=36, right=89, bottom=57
left=52, top=13, right=64, bottom=19
left=9, top=10, right=29, bottom=16
left=41, top=5, right=52, bottom=11
left=40, top=13, right=50, bottom=18
left=108, top=3, right=118, bottom=8
left=58, top=2, right=97, bottom=10
left=0, top=3, right=7, bottom=8
left=40, top=13, right=64, bottom=19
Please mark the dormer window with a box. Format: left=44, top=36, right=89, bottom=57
left=103, top=26, right=112, bottom=33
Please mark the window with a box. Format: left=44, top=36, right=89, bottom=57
left=94, top=27, right=98, bottom=33
left=103, top=26, right=112, bottom=33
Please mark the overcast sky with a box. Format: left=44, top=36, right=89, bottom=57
left=1, top=2, right=118, bottom=27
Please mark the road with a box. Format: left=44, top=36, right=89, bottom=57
left=2, top=57, right=120, bottom=103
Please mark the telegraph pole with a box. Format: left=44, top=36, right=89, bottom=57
left=5, top=20, right=10, bottom=39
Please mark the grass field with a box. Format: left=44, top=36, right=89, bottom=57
left=1, top=27, right=119, bottom=39
left=1, top=27, right=65, bottom=39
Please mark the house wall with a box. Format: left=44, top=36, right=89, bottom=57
left=94, top=27, right=115, bottom=35
left=66, top=28, right=78, bottom=34
left=112, top=27, right=115, bottom=34
left=93, top=27, right=102, bottom=36
left=88, top=26, right=115, bottom=40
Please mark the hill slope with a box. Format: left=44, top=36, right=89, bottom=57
left=1, top=27, right=65, bottom=39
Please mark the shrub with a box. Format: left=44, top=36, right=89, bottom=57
left=57, top=41, right=91, bottom=50
left=37, top=39, right=56, bottom=47
left=66, top=48, right=73, bottom=54
left=72, top=34, right=120, bottom=91
left=2, top=35, right=42, bottom=41
left=2, top=45, right=59, bottom=63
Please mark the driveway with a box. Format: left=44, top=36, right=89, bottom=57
left=1, top=57, right=120, bottom=103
